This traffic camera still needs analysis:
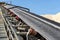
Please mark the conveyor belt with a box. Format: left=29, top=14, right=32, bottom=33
left=9, top=8, right=60, bottom=40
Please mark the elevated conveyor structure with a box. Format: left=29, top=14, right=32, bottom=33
left=0, top=4, right=60, bottom=40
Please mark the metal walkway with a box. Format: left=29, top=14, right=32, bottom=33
left=0, top=9, right=8, bottom=40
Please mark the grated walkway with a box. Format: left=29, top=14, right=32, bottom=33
left=0, top=9, right=8, bottom=40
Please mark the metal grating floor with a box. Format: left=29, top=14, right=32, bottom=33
left=0, top=9, right=8, bottom=40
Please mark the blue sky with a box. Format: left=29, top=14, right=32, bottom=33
left=0, top=0, right=60, bottom=15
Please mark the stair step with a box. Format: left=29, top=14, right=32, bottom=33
left=0, top=38, right=8, bottom=40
